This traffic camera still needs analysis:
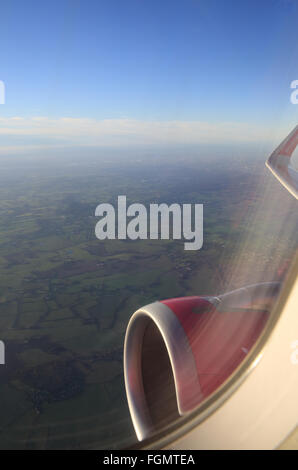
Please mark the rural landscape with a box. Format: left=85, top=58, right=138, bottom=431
left=0, top=147, right=296, bottom=449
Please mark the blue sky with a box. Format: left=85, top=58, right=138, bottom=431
left=0, top=0, right=297, bottom=151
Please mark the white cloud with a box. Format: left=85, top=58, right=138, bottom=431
left=0, top=116, right=290, bottom=154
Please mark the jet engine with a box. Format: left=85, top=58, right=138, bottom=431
left=124, top=282, right=280, bottom=441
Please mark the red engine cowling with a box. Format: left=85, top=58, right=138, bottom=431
left=124, top=282, right=280, bottom=441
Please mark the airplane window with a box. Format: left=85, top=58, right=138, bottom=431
left=0, top=0, right=297, bottom=450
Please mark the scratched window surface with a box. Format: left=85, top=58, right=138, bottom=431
left=0, top=0, right=297, bottom=449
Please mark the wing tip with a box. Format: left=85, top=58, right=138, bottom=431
left=266, top=125, right=298, bottom=200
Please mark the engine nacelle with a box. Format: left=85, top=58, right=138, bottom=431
left=124, top=283, right=280, bottom=441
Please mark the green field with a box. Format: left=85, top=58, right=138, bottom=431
left=0, top=151, right=296, bottom=449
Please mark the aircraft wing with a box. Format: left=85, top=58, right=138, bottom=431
left=266, top=125, right=298, bottom=199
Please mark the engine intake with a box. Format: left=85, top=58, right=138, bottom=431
left=124, top=283, right=280, bottom=441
